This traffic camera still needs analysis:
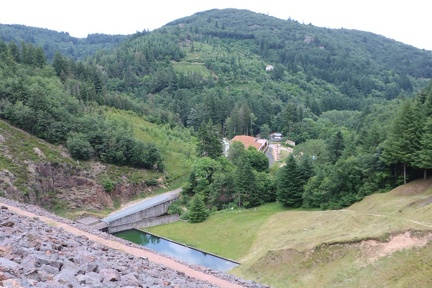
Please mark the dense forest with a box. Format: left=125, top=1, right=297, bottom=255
left=1, top=8, right=432, bottom=220
left=0, top=24, right=128, bottom=61
left=0, top=40, right=164, bottom=171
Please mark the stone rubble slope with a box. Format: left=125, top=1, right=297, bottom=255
left=0, top=197, right=268, bottom=288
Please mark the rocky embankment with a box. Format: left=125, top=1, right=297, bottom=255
left=0, top=197, right=267, bottom=288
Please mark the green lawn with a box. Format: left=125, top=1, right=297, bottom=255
left=145, top=202, right=286, bottom=261
left=144, top=179, right=432, bottom=288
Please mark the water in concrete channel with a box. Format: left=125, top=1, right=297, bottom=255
left=113, top=229, right=239, bottom=272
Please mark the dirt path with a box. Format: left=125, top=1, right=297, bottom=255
left=1, top=202, right=245, bottom=288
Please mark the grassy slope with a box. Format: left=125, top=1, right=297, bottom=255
left=105, top=108, right=196, bottom=186
left=0, top=119, right=76, bottom=194
left=146, top=179, right=432, bottom=287
left=146, top=203, right=286, bottom=260
left=0, top=108, right=195, bottom=212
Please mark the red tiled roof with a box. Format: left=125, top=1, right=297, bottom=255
left=231, top=135, right=262, bottom=150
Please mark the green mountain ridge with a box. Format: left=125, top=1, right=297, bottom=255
left=0, top=23, right=129, bottom=61
left=1, top=7, right=432, bottom=287
left=2, top=7, right=432, bottom=209
left=89, top=8, right=432, bottom=121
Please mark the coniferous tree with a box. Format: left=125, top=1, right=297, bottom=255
left=8, top=42, right=20, bottom=62
left=34, top=47, right=46, bottom=68
left=228, top=141, right=246, bottom=166
left=298, top=156, right=315, bottom=187
left=197, top=120, right=223, bottom=159
left=188, top=194, right=208, bottom=223
left=381, top=101, right=424, bottom=183
left=52, top=52, right=69, bottom=80
left=328, top=131, right=345, bottom=164
left=260, top=124, right=271, bottom=139
left=277, top=154, right=303, bottom=207
left=235, top=156, right=257, bottom=208
left=414, top=117, right=432, bottom=179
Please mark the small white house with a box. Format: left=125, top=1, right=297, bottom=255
left=265, top=65, right=274, bottom=71
left=271, top=132, right=282, bottom=140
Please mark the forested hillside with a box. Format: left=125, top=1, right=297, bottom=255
left=0, top=24, right=128, bottom=61
left=88, top=9, right=431, bottom=137
left=1, top=8, right=432, bottom=213
left=87, top=8, right=432, bottom=212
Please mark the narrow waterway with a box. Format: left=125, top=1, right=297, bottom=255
left=114, top=229, right=239, bottom=272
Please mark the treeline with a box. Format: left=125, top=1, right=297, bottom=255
left=0, top=24, right=128, bottom=61
left=0, top=40, right=164, bottom=171
left=90, top=32, right=185, bottom=94
left=180, top=81, right=432, bottom=221
left=382, top=82, right=432, bottom=181
left=180, top=85, right=432, bottom=221
left=298, top=83, right=432, bottom=209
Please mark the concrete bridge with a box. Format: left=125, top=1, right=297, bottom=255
left=85, top=189, right=181, bottom=233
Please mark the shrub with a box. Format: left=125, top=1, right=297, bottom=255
left=167, top=200, right=183, bottom=215
left=100, top=177, right=115, bottom=192
left=66, top=133, right=94, bottom=160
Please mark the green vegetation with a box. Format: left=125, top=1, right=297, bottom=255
left=0, top=24, right=128, bottom=61
left=146, top=202, right=286, bottom=259
left=0, top=42, right=165, bottom=172
left=1, top=7, right=432, bottom=287
left=277, top=154, right=310, bottom=207
left=147, top=179, right=432, bottom=287
left=0, top=120, right=74, bottom=193
left=105, top=109, right=196, bottom=181
left=2, top=7, right=432, bottom=212
left=188, top=194, right=209, bottom=223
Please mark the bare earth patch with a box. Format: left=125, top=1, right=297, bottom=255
left=359, top=231, right=432, bottom=264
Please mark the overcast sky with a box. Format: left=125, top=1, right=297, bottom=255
left=1, top=0, right=431, bottom=50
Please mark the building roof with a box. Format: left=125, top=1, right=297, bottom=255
left=231, top=135, right=265, bottom=151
